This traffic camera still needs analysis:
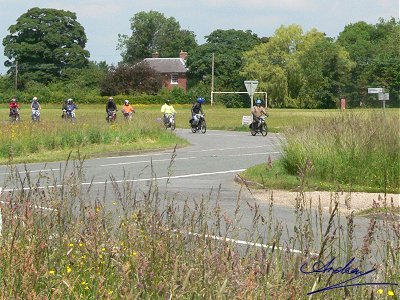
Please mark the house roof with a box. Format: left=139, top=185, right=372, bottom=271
left=144, top=58, right=187, bottom=73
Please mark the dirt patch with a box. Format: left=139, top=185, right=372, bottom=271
left=251, top=189, right=400, bottom=214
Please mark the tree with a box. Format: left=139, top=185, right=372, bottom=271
left=337, top=18, right=400, bottom=107
left=298, top=37, right=354, bottom=108
left=118, top=11, right=197, bottom=63
left=241, top=25, right=354, bottom=108
left=100, top=62, right=163, bottom=96
left=3, top=7, right=89, bottom=85
left=241, top=25, right=307, bottom=107
left=187, top=29, right=261, bottom=107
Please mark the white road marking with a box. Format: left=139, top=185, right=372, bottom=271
left=100, top=156, right=197, bottom=167
left=0, top=168, right=60, bottom=176
left=1, top=168, right=247, bottom=192
left=0, top=186, right=56, bottom=212
left=99, top=151, right=281, bottom=167
left=178, top=230, right=319, bottom=256
left=94, top=144, right=278, bottom=160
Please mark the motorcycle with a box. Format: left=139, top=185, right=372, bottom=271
left=163, top=113, right=176, bottom=130
left=32, top=109, right=40, bottom=122
left=64, top=105, right=76, bottom=122
left=190, top=113, right=206, bottom=133
left=9, top=107, right=20, bottom=122
left=250, top=115, right=268, bottom=136
left=122, top=111, right=133, bottom=121
left=106, top=110, right=117, bottom=123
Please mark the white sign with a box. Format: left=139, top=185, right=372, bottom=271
left=242, top=115, right=252, bottom=125
left=368, top=88, right=384, bottom=94
left=244, top=80, right=259, bottom=96
left=378, top=92, right=389, bottom=101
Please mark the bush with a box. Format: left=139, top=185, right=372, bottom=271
left=282, top=111, right=400, bottom=192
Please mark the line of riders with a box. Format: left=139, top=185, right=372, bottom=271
left=7, top=96, right=268, bottom=135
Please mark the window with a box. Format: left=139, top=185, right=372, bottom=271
left=171, top=73, right=178, bottom=84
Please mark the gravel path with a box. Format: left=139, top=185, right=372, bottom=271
left=252, top=189, right=400, bottom=213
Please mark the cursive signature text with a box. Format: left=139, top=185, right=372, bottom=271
left=300, top=257, right=398, bottom=295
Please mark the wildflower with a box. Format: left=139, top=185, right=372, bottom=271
left=66, top=266, right=72, bottom=273
left=388, top=290, right=394, bottom=296
left=101, top=247, right=106, bottom=252
left=113, top=202, right=116, bottom=205
left=377, top=289, right=383, bottom=294
left=131, top=251, right=137, bottom=257
left=69, top=243, right=74, bottom=248
left=108, top=290, right=113, bottom=295
left=79, top=243, right=83, bottom=247
left=49, top=270, right=55, bottom=275
left=81, top=281, right=87, bottom=285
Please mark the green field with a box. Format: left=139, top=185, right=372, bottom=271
left=0, top=104, right=399, bottom=165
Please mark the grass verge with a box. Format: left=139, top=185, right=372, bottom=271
left=241, top=111, right=400, bottom=194
left=0, top=158, right=398, bottom=299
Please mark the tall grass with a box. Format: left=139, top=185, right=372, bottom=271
left=0, top=158, right=398, bottom=299
left=282, top=111, right=400, bottom=193
left=0, top=109, right=187, bottom=164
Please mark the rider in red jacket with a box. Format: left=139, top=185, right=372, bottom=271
left=9, top=98, right=20, bottom=110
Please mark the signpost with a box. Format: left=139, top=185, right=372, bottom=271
left=378, top=92, right=390, bottom=110
left=244, top=80, right=258, bottom=121
left=368, top=87, right=384, bottom=94
left=368, top=87, right=389, bottom=111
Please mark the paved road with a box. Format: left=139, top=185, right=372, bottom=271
left=0, top=129, right=371, bottom=252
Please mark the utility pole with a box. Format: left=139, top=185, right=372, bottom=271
left=211, top=53, right=214, bottom=106
left=14, top=60, right=18, bottom=93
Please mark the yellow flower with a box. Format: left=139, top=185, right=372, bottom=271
left=131, top=251, right=137, bottom=257
left=66, top=266, right=72, bottom=273
left=377, top=289, right=384, bottom=294
left=108, top=290, right=113, bottom=295
left=79, top=243, right=83, bottom=247
left=388, top=290, right=395, bottom=296
left=101, top=247, right=106, bottom=252
left=49, top=270, right=55, bottom=275
left=84, top=286, right=89, bottom=290
left=81, top=281, right=87, bottom=285
left=69, top=243, right=74, bottom=247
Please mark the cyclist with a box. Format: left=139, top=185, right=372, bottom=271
left=251, top=99, right=268, bottom=130
left=190, top=97, right=205, bottom=126
left=161, top=99, right=176, bottom=125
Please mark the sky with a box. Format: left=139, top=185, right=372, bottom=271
left=0, top=0, right=398, bottom=74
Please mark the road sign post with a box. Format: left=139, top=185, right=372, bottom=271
left=378, top=92, right=389, bottom=111
left=368, top=87, right=384, bottom=94
left=244, top=80, right=259, bottom=122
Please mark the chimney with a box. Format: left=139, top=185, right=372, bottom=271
left=152, top=51, right=159, bottom=58
left=179, top=50, right=188, bottom=61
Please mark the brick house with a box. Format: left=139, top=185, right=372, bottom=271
left=144, top=51, right=188, bottom=92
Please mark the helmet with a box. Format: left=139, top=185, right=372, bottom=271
left=11, top=98, right=16, bottom=102
left=165, top=99, right=170, bottom=104
left=256, top=99, right=262, bottom=105
left=33, top=97, right=38, bottom=101
left=197, top=97, right=205, bottom=104
left=108, top=96, right=113, bottom=101
left=67, top=98, right=73, bottom=103
left=124, top=99, right=129, bottom=105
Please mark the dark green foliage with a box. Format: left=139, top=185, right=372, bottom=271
left=118, top=11, right=197, bottom=63
left=100, top=62, right=163, bottom=96
left=187, top=29, right=262, bottom=107
left=3, top=7, right=90, bottom=84
left=298, top=37, right=352, bottom=108
left=337, top=18, right=400, bottom=107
